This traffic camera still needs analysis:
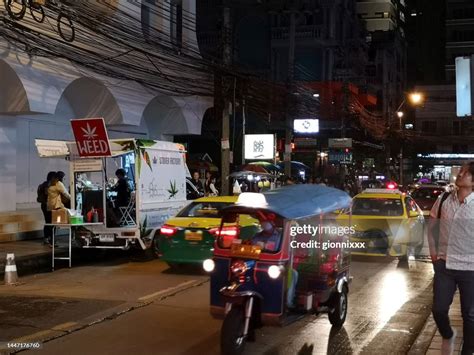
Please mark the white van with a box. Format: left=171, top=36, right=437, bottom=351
left=36, top=138, right=190, bottom=251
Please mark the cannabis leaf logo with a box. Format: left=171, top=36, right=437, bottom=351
left=167, top=180, right=178, bottom=199
left=80, top=124, right=98, bottom=140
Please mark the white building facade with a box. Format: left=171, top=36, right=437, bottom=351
left=0, top=1, right=212, bottom=213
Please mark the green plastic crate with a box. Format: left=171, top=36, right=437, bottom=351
left=70, top=216, right=84, bottom=225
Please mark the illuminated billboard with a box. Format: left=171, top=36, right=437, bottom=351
left=293, top=119, right=319, bottom=133
left=244, top=134, right=274, bottom=160
left=456, top=56, right=473, bottom=117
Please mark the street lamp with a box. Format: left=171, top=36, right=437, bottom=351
left=409, top=92, right=423, bottom=105
left=396, top=91, right=424, bottom=186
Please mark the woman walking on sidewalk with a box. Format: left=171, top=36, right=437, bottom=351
left=428, top=162, right=474, bottom=355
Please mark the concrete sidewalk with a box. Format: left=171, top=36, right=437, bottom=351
left=0, top=239, right=53, bottom=279
left=426, top=292, right=464, bottom=355
left=0, top=237, right=141, bottom=281
left=411, top=290, right=465, bottom=355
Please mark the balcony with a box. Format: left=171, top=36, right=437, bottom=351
left=271, top=25, right=325, bottom=41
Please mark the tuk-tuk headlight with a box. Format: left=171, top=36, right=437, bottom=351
left=268, top=265, right=282, bottom=279
left=203, top=259, right=215, bottom=272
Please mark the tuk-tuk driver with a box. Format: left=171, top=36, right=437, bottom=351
left=252, top=218, right=298, bottom=308
left=252, top=220, right=281, bottom=252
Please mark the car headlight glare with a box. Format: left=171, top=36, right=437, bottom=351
left=203, top=259, right=215, bottom=272
left=268, top=265, right=282, bottom=279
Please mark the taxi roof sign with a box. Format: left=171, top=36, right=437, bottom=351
left=361, top=188, right=402, bottom=194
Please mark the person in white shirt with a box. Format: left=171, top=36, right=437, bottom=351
left=208, top=177, right=219, bottom=196
left=428, top=162, right=474, bottom=355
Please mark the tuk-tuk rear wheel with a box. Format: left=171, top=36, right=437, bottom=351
left=221, top=307, right=246, bottom=355
left=328, top=286, right=348, bottom=328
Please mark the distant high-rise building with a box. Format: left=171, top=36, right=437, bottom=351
left=356, top=0, right=407, bottom=123
left=357, top=0, right=405, bottom=32
left=405, top=0, right=446, bottom=85
left=445, top=0, right=474, bottom=82
left=412, top=0, right=474, bottom=178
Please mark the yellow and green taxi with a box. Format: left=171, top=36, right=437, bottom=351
left=339, top=188, right=425, bottom=257
left=157, top=196, right=241, bottom=267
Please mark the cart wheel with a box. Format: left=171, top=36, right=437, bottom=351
left=221, top=307, right=246, bottom=355
left=328, top=286, right=348, bottom=328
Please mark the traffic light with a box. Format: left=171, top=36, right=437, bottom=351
left=344, top=148, right=350, bottom=153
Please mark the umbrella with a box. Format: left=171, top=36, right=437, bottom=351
left=229, top=171, right=273, bottom=179
left=187, top=160, right=219, bottom=172
left=239, top=164, right=269, bottom=174
left=277, top=161, right=311, bottom=170
left=248, top=161, right=282, bottom=174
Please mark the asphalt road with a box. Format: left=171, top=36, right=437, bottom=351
left=0, top=250, right=434, bottom=355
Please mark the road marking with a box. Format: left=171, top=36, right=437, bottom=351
left=138, top=280, right=199, bottom=302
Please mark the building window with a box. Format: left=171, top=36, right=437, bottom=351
left=453, top=121, right=461, bottom=135
left=170, top=0, right=183, bottom=50
left=422, top=121, right=438, bottom=134
left=451, top=30, right=474, bottom=42
left=452, top=8, right=474, bottom=20
left=453, top=144, right=468, bottom=153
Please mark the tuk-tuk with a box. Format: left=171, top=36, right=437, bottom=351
left=203, top=185, right=353, bottom=354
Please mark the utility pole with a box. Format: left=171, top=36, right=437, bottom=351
left=220, top=2, right=232, bottom=195
left=241, top=98, right=246, bottom=165
left=284, top=10, right=296, bottom=178
left=399, top=114, right=404, bottom=186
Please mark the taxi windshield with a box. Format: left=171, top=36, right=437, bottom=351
left=411, top=188, right=443, bottom=200
left=352, top=197, right=403, bottom=216
left=177, top=202, right=232, bottom=218
left=217, top=212, right=283, bottom=254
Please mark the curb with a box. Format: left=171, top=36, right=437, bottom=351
left=0, top=252, right=52, bottom=280
left=0, top=247, right=130, bottom=281
left=408, top=314, right=437, bottom=354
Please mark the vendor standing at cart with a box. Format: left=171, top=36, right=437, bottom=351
left=47, top=172, right=71, bottom=211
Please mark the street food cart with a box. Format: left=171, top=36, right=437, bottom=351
left=36, top=138, right=189, bottom=251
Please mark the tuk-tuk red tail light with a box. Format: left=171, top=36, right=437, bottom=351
left=160, top=225, right=178, bottom=237
left=209, top=226, right=239, bottom=237
left=320, top=262, right=336, bottom=274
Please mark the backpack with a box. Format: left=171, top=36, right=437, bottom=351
left=433, top=191, right=451, bottom=250
left=36, top=182, right=48, bottom=204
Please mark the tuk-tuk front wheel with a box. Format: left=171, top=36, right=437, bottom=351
left=221, top=307, right=246, bottom=355
left=328, top=286, right=348, bottom=328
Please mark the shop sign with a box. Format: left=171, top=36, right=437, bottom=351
left=71, top=118, right=111, bottom=157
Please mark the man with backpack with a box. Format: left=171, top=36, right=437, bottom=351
left=428, top=163, right=474, bottom=355
left=37, top=172, right=55, bottom=246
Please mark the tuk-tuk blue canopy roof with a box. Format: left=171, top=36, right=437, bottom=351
left=235, top=185, right=351, bottom=219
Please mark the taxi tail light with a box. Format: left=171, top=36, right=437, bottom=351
left=160, top=225, right=178, bottom=237
left=209, top=226, right=239, bottom=237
